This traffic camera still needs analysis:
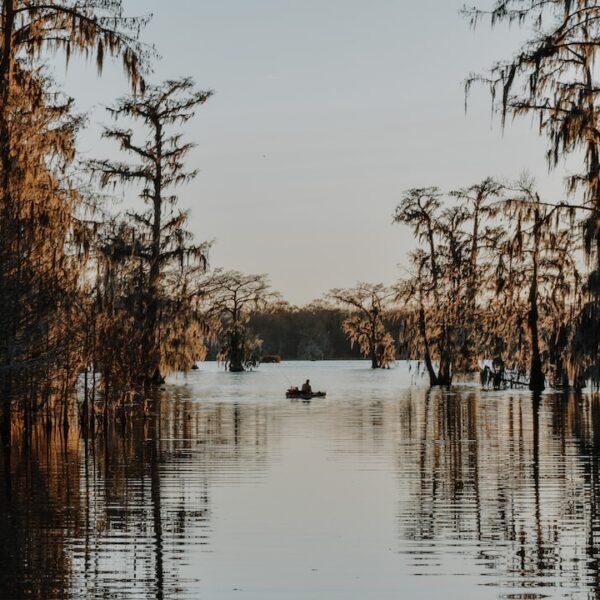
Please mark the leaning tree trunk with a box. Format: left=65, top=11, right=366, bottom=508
left=419, top=306, right=439, bottom=386
left=370, top=319, right=379, bottom=369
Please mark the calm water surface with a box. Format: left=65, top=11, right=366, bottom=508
left=2, top=361, right=600, bottom=599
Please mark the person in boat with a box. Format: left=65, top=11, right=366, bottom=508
left=301, top=379, right=312, bottom=395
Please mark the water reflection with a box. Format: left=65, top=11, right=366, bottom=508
left=398, top=389, right=600, bottom=598
left=2, top=363, right=600, bottom=599
left=0, top=392, right=270, bottom=599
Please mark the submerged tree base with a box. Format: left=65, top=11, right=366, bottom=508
left=149, top=371, right=166, bottom=386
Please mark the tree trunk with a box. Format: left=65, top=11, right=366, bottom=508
left=425, top=224, right=450, bottom=380
left=419, top=306, right=439, bottom=386
left=146, top=119, right=164, bottom=384
left=437, top=354, right=453, bottom=388
left=1, top=398, right=11, bottom=453
left=370, top=316, right=379, bottom=369
left=229, top=329, right=245, bottom=372
left=81, top=368, right=89, bottom=432
left=370, top=353, right=378, bottom=369
left=528, top=211, right=545, bottom=392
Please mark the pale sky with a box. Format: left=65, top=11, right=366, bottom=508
left=55, top=0, right=568, bottom=305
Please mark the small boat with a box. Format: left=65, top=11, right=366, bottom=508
left=286, top=389, right=327, bottom=400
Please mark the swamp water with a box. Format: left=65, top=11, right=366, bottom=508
left=1, top=360, right=600, bottom=599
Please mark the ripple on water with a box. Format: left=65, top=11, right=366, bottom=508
left=0, top=361, right=599, bottom=599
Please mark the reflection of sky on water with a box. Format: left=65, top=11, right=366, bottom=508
left=1, top=361, right=599, bottom=599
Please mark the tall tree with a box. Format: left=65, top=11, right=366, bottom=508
left=499, top=183, right=550, bottom=391
left=394, top=188, right=455, bottom=385
left=450, top=178, right=503, bottom=310
left=464, top=0, right=600, bottom=381
left=202, top=271, right=279, bottom=372
left=491, top=181, right=583, bottom=390
left=328, top=283, right=396, bottom=369
left=395, top=183, right=504, bottom=386
left=0, top=0, right=150, bottom=441
left=88, top=78, right=213, bottom=384
left=0, top=72, right=85, bottom=404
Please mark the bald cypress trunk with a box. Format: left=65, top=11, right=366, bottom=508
left=528, top=282, right=545, bottom=391
left=228, top=304, right=245, bottom=373
left=437, top=354, right=453, bottom=388
left=529, top=209, right=545, bottom=392
left=147, top=119, right=164, bottom=385
left=228, top=330, right=245, bottom=373
left=419, top=306, right=439, bottom=386
left=370, top=316, right=379, bottom=369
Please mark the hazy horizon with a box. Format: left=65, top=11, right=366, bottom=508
left=55, top=0, right=569, bottom=305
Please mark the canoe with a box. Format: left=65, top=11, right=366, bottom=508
left=286, top=390, right=327, bottom=400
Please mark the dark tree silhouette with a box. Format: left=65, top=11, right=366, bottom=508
left=394, top=188, right=455, bottom=385
left=464, top=0, right=600, bottom=384
left=202, top=271, right=279, bottom=372
left=328, top=283, right=396, bottom=369
left=88, top=78, right=213, bottom=385
left=0, top=0, right=150, bottom=442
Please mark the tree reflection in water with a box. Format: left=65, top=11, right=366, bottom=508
left=3, top=380, right=600, bottom=598
left=0, top=390, right=269, bottom=599
left=399, top=389, right=600, bottom=597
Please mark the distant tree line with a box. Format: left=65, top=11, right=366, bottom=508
left=244, top=302, right=400, bottom=362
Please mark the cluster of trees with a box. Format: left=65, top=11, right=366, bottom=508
left=201, top=271, right=278, bottom=372
left=0, top=1, right=155, bottom=441
left=393, top=0, right=600, bottom=391
left=394, top=178, right=582, bottom=391
left=6, top=0, right=600, bottom=445
left=0, top=2, right=284, bottom=442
